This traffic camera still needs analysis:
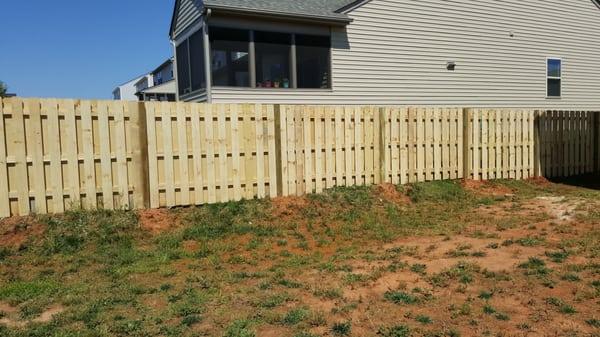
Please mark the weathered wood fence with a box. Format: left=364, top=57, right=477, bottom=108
left=0, top=98, right=598, bottom=216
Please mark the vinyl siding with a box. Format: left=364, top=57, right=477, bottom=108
left=173, top=0, right=204, bottom=40
left=206, top=0, right=600, bottom=108
left=181, top=89, right=208, bottom=102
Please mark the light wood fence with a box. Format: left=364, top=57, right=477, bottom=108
left=0, top=97, right=598, bottom=216
left=145, top=102, right=277, bottom=208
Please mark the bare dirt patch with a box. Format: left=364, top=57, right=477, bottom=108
left=0, top=303, right=64, bottom=328
left=0, top=216, right=45, bottom=249
left=270, top=196, right=310, bottom=221
left=375, top=183, right=412, bottom=205
left=461, top=179, right=514, bottom=197
left=137, top=209, right=178, bottom=234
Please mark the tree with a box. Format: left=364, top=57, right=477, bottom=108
left=0, top=81, right=6, bottom=97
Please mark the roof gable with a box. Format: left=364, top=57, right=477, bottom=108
left=170, top=0, right=204, bottom=39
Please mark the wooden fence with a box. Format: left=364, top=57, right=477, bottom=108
left=0, top=97, right=598, bottom=216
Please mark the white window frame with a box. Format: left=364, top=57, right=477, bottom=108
left=546, top=57, right=562, bottom=99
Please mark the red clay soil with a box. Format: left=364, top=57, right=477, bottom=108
left=375, top=183, right=412, bottom=205
left=137, top=209, right=178, bottom=234
left=526, top=176, right=552, bottom=187
left=461, top=179, right=514, bottom=197
left=269, top=196, right=310, bottom=221
left=0, top=216, right=45, bottom=249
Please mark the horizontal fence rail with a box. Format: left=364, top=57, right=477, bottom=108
left=0, top=97, right=598, bottom=217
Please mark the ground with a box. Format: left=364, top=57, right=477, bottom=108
left=0, top=178, right=599, bottom=337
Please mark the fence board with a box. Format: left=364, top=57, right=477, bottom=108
left=0, top=99, right=9, bottom=217
left=26, top=99, right=47, bottom=214
left=45, top=99, right=64, bottom=213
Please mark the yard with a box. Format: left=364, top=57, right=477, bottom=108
left=0, top=178, right=599, bottom=337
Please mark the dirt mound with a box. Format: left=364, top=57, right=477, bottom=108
left=375, top=183, right=411, bottom=205
left=270, top=196, right=310, bottom=220
left=462, top=179, right=513, bottom=197
left=527, top=176, right=552, bottom=187
left=0, top=216, right=45, bottom=249
left=137, top=209, right=177, bottom=234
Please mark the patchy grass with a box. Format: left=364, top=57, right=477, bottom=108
left=0, top=179, right=598, bottom=336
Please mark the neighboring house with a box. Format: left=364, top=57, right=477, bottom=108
left=134, top=74, right=155, bottom=95
left=137, top=59, right=177, bottom=102
left=169, top=0, right=600, bottom=108
left=152, top=58, right=175, bottom=86
left=113, top=75, right=146, bottom=101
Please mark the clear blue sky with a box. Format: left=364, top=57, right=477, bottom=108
left=1, top=1, right=174, bottom=99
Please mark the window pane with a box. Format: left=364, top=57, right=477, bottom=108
left=176, top=41, right=191, bottom=94
left=296, top=34, right=331, bottom=89
left=547, top=79, right=561, bottom=97
left=547, top=59, right=561, bottom=77
left=189, top=30, right=205, bottom=91
left=255, top=31, right=291, bottom=88
left=210, top=27, right=250, bottom=87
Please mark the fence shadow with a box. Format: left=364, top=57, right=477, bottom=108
left=546, top=173, right=600, bottom=191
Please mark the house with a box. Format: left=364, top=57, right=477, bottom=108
left=114, top=59, right=177, bottom=102
left=137, top=59, right=177, bottom=102
left=134, top=74, right=155, bottom=95
left=113, top=75, right=147, bottom=101
left=169, top=0, right=600, bottom=108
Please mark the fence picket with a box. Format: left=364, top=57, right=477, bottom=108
left=27, top=100, right=47, bottom=213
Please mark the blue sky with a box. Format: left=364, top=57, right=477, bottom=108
left=1, top=1, right=174, bottom=99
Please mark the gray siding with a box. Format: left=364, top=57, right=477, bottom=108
left=173, top=0, right=204, bottom=39
left=207, top=0, right=600, bottom=108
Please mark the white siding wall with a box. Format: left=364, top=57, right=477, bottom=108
left=209, top=0, right=600, bottom=108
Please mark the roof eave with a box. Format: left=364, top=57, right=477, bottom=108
left=205, top=4, right=353, bottom=26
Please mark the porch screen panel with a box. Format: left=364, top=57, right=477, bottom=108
left=189, top=30, right=206, bottom=91
left=296, top=34, right=331, bottom=89
left=176, top=41, right=191, bottom=94
left=210, top=27, right=250, bottom=87
left=255, top=31, right=291, bottom=88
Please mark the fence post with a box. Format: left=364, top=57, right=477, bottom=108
left=595, top=111, right=600, bottom=173
left=462, top=108, right=472, bottom=180
left=533, top=110, right=542, bottom=177
left=274, top=104, right=284, bottom=197
left=378, top=107, right=387, bottom=183
left=129, top=101, right=150, bottom=209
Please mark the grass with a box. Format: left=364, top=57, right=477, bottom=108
left=0, top=179, right=598, bottom=336
left=0, top=280, right=61, bottom=305
left=331, top=322, right=352, bottom=336
left=384, top=291, right=419, bottom=305
left=546, top=297, right=577, bottom=314
left=378, top=325, right=411, bottom=337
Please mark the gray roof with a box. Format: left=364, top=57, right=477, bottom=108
left=203, top=0, right=360, bottom=22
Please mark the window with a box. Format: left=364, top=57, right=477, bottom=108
left=296, top=34, right=331, bottom=89
left=210, top=27, right=250, bottom=87
left=176, top=41, right=191, bottom=94
left=255, top=31, right=292, bottom=88
left=189, top=30, right=206, bottom=91
left=547, top=58, right=561, bottom=98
